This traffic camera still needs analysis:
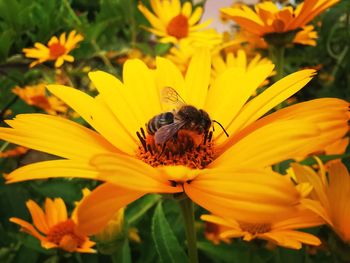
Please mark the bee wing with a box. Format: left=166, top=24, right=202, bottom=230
left=160, top=86, right=186, bottom=107
left=154, top=121, right=187, bottom=145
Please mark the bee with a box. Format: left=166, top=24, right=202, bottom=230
left=146, top=87, right=228, bottom=145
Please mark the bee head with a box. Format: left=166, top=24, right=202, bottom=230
left=199, top=109, right=211, bottom=133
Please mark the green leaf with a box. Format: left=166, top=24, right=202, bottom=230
left=126, top=194, right=161, bottom=225
left=0, top=30, right=15, bottom=62
left=110, top=238, right=132, bottom=263
left=151, top=202, right=188, bottom=263
left=154, top=43, right=172, bottom=56
left=30, top=179, right=82, bottom=202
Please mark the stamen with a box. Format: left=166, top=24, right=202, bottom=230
left=136, top=130, right=215, bottom=169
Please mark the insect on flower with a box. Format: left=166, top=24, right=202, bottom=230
left=145, top=87, right=228, bottom=146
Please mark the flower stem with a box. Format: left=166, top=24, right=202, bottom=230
left=178, top=197, right=198, bottom=263
left=269, top=45, right=285, bottom=82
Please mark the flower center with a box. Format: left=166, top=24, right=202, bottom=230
left=136, top=128, right=214, bottom=169
left=47, top=219, right=85, bottom=252
left=166, top=14, right=189, bottom=39
left=239, top=222, right=272, bottom=235
left=49, top=43, right=66, bottom=58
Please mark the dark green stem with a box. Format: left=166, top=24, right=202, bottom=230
left=178, top=197, right=198, bottom=263
left=269, top=45, right=285, bottom=82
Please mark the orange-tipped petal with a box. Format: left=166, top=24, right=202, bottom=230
left=76, top=183, right=145, bottom=235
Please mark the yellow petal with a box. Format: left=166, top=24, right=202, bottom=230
left=155, top=56, right=186, bottom=110
left=262, top=230, right=321, bottom=249
left=138, top=3, right=166, bottom=31
left=219, top=69, right=315, bottom=148
left=233, top=98, right=349, bottom=157
left=47, top=84, right=136, bottom=155
left=327, top=162, right=350, bottom=237
left=0, top=114, right=117, bottom=160
left=205, top=64, right=274, bottom=141
left=291, top=163, right=330, bottom=209
left=181, top=2, right=192, bottom=17
left=53, top=198, right=68, bottom=223
left=45, top=198, right=59, bottom=227
left=212, top=120, right=320, bottom=168
left=191, top=168, right=300, bottom=204
left=76, top=183, right=145, bottom=235
left=185, top=168, right=301, bottom=223
left=26, top=200, right=50, bottom=234
left=88, top=71, right=143, bottom=139
left=9, top=217, right=46, bottom=242
left=188, top=6, right=203, bottom=25
left=91, top=153, right=182, bottom=193
left=5, top=160, right=99, bottom=183
left=123, top=59, right=162, bottom=123
left=184, top=48, right=211, bottom=108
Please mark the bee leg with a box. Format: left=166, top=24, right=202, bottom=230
left=203, top=130, right=208, bottom=145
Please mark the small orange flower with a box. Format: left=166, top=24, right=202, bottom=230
left=236, top=25, right=318, bottom=50
left=221, top=0, right=339, bottom=37
left=292, top=161, right=350, bottom=243
left=12, top=84, right=67, bottom=115
left=202, top=207, right=324, bottom=249
left=0, top=146, right=28, bottom=158
left=23, top=31, right=83, bottom=68
left=10, top=197, right=95, bottom=253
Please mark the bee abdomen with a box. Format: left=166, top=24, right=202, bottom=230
left=147, top=112, right=174, bottom=135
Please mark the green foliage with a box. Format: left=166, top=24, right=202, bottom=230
left=151, top=202, right=188, bottom=263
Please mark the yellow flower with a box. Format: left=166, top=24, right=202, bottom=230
left=12, top=84, right=68, bottom=115
left=10, top=197, right=95, bottom=253
left=201, top=208, right=324, bottom=250
left=1, top=50, right=349, bottom=236
left=166, top=40, right=195, bottom=74
left=138, top=0, right=222, bottom=45
left=23, top=31, right=83, bottom=68
left=221, top=0, right=339, bottom=37
left=291, top=161, right=350, bottom=243
left=211, top=49, right=273, bottom=82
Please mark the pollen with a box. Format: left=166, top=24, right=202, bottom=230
left=49, top=43, right=66, bottom=58
left=239, top=222, right=272, bottom=235
left=136, top=129, right=214, bottom=169
left=166, top=14, right=189, bottom=39
left=46, top=219, right=85, bottom=252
